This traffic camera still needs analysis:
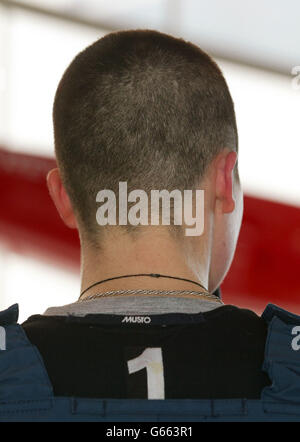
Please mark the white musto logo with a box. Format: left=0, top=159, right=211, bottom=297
left=96, top=182, right=204, bottom=236
left=122, top=316, right=151, bottom=324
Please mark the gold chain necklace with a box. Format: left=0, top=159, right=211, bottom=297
left=78, top=288, right=223, bottom=304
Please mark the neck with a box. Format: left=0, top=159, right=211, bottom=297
left=79, top=229, right=211, bottom=300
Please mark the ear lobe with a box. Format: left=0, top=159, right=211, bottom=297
left=47, top=169, right=60, bottom=216
left=215, top=150, right=237, bottom=214
left=47, top=168, right=78, bottom=229
left=46, top=168, right=59, bottom=207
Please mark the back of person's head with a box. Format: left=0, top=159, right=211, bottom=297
left=53, top=30, right=239, bottom=238
left=50, top=29, right=243, bottom=291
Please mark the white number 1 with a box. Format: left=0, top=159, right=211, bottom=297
left=127, top=347, right=165, bottom=399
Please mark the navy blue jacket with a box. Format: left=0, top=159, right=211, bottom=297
left=0, top=303, right=300, bottom=422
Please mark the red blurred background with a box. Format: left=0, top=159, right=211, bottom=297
left=1, top=147, right=299, bottom=315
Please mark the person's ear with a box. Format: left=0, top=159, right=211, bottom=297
left=47, top=168, right=78, bottom=229
left=215, top=150, right=238, bottom=213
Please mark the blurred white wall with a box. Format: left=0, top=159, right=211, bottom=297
left=0, top=7, right=102, bottom=154
left=0, top=247, right=79, bottom=323
left=218, top=60, right=300, bottom=207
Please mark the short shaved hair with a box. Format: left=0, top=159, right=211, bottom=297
left=53, top=29, right=238, bottom=241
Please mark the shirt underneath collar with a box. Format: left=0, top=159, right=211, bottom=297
left=43, top=295, right=223, bottom=317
